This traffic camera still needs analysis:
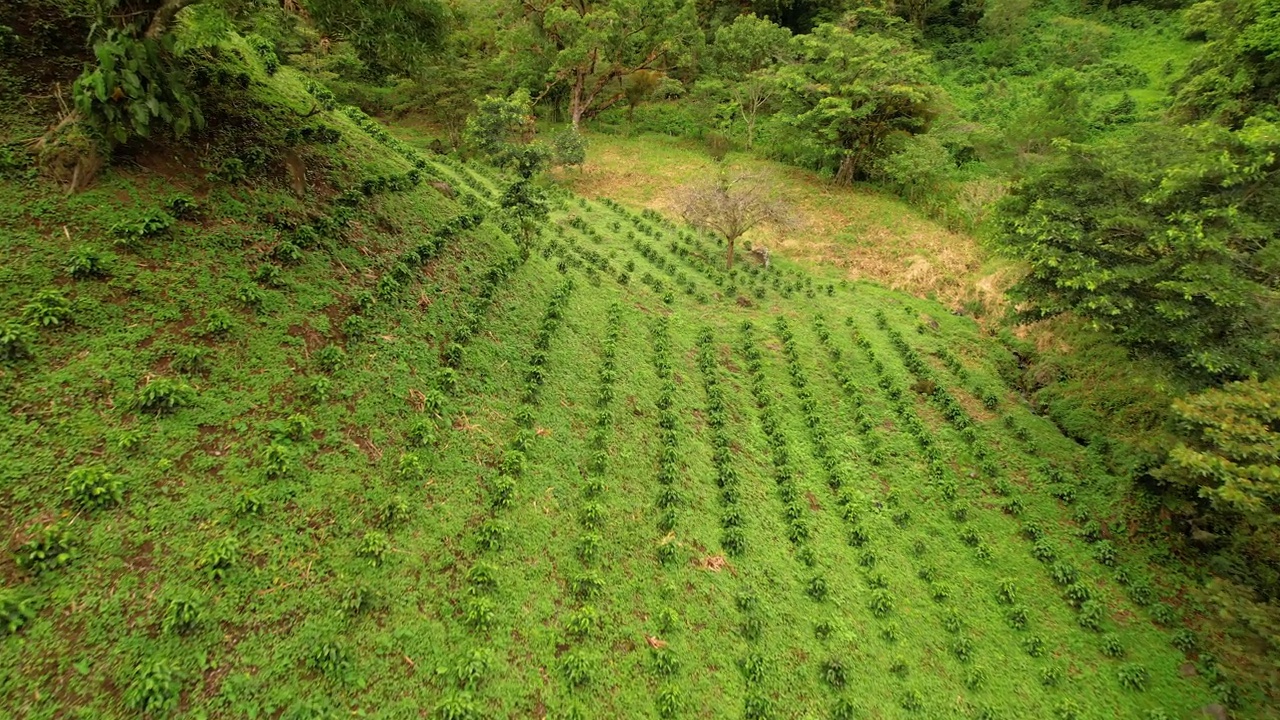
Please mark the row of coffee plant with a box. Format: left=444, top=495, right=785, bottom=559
left=863, top=316, right=1180, bottom=699
left=557, top=303, right=624, bottom=707
left=646, top=315, right=687, bottom=719
left=694, top=329, right=748, bottom=556
left=434, top=279, right=578, bottom=718
left=809, top=315, right=886, bottom=464
left=737, top=322, right=826, bottom=583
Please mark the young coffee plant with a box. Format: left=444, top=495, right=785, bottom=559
left=23, top=289, right=73, bottom=327
left=0, top=589, right=37, bottom=636
left=15, top=523, right=76, bottom=576
left=65, top=464, right=124, bottom=510
left=358, top=531, right=392, bottom=566
left=124, top=658, right=181, bottom=715
left=199, top=536, right=239, bottom=581
left=307, top=640, right=351, bottom=677
left=1118, top=663, right=1149, bottom=691
left=65, top=246, right=111, bottom=278
left=0, top=320, right=36, bottom=361
left=161, top=595, right=202, bottom=636
left=132, top=377, right=197, bottom=414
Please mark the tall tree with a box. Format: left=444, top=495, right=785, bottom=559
left=711, top=13, right=791, bottom=148
left=1174, top=0, right=1280, bottom=128
left=515, top=0, right=699, bottom=130
left=995, top=120, right=1280, bottom=378
left=677, top=170, right=791, bottom=269
left=1157, top=376, right=1280, bottom=598
left=774, top=10, right=939, bottom=183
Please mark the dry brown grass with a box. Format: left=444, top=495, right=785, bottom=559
left=559, top=132, right=1018, bottom=312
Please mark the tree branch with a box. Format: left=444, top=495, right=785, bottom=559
left=145, top=0, right=204, bottom=39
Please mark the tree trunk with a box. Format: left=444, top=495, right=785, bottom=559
left=836, top=154, right=857, bottom=185
left=570, top=71, right=585, bottom=131
left=726, top=237, right=735, bottom=270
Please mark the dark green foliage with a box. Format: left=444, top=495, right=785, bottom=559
left=995, top=125, right=1280, bottom=378
left=65, top=246, right=110, bottom=278
left=15, top=523, right=76, bottom=576
left=124, top=658, right=181, bottom=715
left=23, top=289, right=73, bottom=328
left=0, top=321, right=36, bottom=362
left=199, top=536, right=239, bottom=581
left=74, top=30, right=202, bottom=150
left=1118, top=663, right=1149, bottom=691
left=161, top=595, right=201, bottom=636
left=0, top=589, right=37, bottom=637
left=131, top=377, right=196, bottom=413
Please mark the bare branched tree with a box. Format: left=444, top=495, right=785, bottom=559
left=677, top=170, right=791, bottom=270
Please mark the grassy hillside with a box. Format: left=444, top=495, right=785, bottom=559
left=0, top=52, right=1236, bottom=720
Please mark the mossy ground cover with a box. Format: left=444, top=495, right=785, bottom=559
left=0, top=59, right=1230, bottom=720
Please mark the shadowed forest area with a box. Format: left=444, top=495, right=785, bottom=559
left=1, top=0, right=1277, bottom=717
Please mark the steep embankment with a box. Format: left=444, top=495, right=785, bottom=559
left=1, top=48, right=1237, bottom=720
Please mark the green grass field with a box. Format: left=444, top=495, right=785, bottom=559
left=0, top=63, right=1228, bottom=719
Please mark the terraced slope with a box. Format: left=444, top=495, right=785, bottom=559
left=1, top=69, right=1223, bottom=719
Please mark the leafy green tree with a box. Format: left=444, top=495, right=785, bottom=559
left=551, top=128, right=587, bottom=169
left=710, top=13, right=791, bottom=148
left=1158, top=376, right=1280, bottom=596
left=1173, top=0, right=1280, bottom=127
left=710, top=13, right=792, bottom=77
left=996, top=120, right=1280, bottom=378
left=305, top=0, right=448, bottom=77
left=464, top=90, right=537, bottom=168
left=774, top=12, right=939, bottom=182
left=499, top=175, right=551, bottom=253
left=514, top=0, right=699, bottom=130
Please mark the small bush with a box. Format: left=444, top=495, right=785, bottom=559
left=111, top=209, right=175, bottom=247
left=561, top=651, right=593, bottom=687
left=566, top=605, right=598, bottom=637
left=23, top=289, right=73, bottom=327
left=806, top=575, right=829, bottom=601
left=869, top=589, right=893, bottom=617
left=201, top=308, right=235, bottom=336
left=65, top=246, right=111, bottom=278
left=172, top=345, right=209, bottom=375
left=655, top=684, right=682, bottom=719
left=162, top=595, right=201, bottom=635
left=65, top=465, right=124, bottom=510
left=1078, top=600, right=1106, bottom=631
left=132, top=377, right=197, bottom=413
left=1006, top=605, right=1030, bottom=630
left=1054, top=699, right=1081, bottom=720
left=820, top=658, right=847, bottom=688
left=1022, top=634, right=1045, bottom=657
left=124, top=658, right=181, bottom=715
left=463, top=597, right=495, bottom=630
left=0, top=321, right=36, bottom=361
left=1118, top=663, right=1149, bottom=691
left=199, top=536, right=239, bottom=581
left=1041, top=664, right=1063, bottom=687
left=15, top=523, right=76, bottom=576
left=0, top=589, right=37, bottom=636
left=1101, top=633, right=1125, bottom=658
left=307, top=640, right=351, bottom=677
left=315, top=345, right=346, bottom=373
left=1171, top=628, right=1198, bottom=652
left=358, top=531, right=392, bottom=565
